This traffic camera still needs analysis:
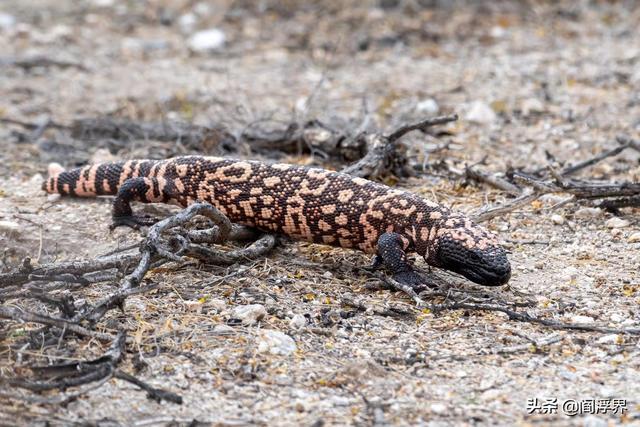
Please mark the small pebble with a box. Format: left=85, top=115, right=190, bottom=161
left=188, top=28, right=226, bottom=52
left=574, top=207, right=602, bottom=219
left=605, top=217, right=630, bottom=228
left=570, top=315, right=594, bottom=324
left=583, top=415, right=608, bottom=427
left=178, top=13, right=197, bottom=33
left=212, top=324, right=235, bottom=335
left=208, top=298, right=226, bottom=312
left=0, top=13, right=16, bottom=31
left=465, top=101, right=497, bottom=124
left=539, top=194, right=566, bottom=205
left=257, top=329, right=297, bottom=356
left=627, top=232, right=640, bottom=243
left=430, top=403, right=447, bottom=414
left=415, top=98, right=439, bottom=116
left=597, top=334, right=619, bottom=345
left=289, top=314, right=307, bottom=330
left=230, top=304, right=266, bottom=325
left=550, top=214, right=565, bottom=225
left=0, top=220, right=20, bottom=233
left=322, top=271, right=333, bottom=279
left=520, top=97, right=544, bottom=116
left=609, top=313, right=625, bottom=323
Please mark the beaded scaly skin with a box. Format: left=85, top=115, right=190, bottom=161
left=43, top=156, right=511, bottom=287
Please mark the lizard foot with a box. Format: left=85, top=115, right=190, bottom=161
left=110, top=214, right=160, bottom=230
left=393, top=270, right=436, bottom=292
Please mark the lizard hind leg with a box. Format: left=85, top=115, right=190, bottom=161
left=111, top=177, right=168, bottom=229
left=376, top=232, right=432, bottom=290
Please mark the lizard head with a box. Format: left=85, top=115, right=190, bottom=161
left=421, top=215, right=511, bottom=286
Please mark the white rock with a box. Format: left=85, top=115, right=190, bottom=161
left=521, top=97, right=545, bottom=116
left=188, top=28, right=226, bottom=52
left=597, top=334, right=619, bottom=344
left=213, top=324, right=235, bottom=335
left=289, top=314, right=307, bottom=330
left=0, top=12, right=16, bottom=31
left=465, top=101, right=496, bottom=124
left=178, top=13, right=197, bottom=33
left=92, top=0, right=114, bottom=6
left=322, top=271, right=333, bottom=279
left=209, top=298, right=226, bottom=311
left=489, top=26, right=505, bottom=38
left=193, top=2, right=212, bottom=16
left=600, top=386, right=616, bottom=397
left=628, top=232, right=640, bottom=243
left=570, top=315, right=594, bottom=324
left=550, top=214, right=565, bottom=225
left=47, top=193, right=61, bottom=202
left=583, top=415, right=608, bottom=427
left=121, top=38, right=169, bottom=56
left=605, top=217, right=630, bottom=228
left=539, top=194, right=566, bottom=205
left=416, top=98, right=439, bottom=116
left=0, top=221, right=20, bottom=233
left=430, top=403, right=447, bottom=414
left=574, top=207, right=603, bottom=219
left=257, top=329, right=297, bottom=356
left=560, top=266, right=579, bottom=281
left=610, top=313, right=626, bottom=323
left=231, top=304, right=266, bottom=325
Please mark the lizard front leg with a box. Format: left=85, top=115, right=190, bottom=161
left=375, top=232, right=431, bottom=290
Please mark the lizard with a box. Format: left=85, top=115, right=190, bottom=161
left=43, top=156, right=511, bottom=288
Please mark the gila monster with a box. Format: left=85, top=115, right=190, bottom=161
left=43, top=156, right=511, bottom=287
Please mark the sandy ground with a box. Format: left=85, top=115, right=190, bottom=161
left=1, top=1, right=639, bottom=426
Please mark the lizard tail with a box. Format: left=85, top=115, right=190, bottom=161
left=42, top=160, right=158, bottom=197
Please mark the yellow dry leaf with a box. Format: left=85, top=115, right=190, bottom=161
left=530, top=200, right=543, bottom=210
left=490, top=99, right=508, bottom=114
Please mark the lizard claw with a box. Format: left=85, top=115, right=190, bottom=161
left=368, top=255, right=384, bottom=270
left=393, top=270, right=435, bottom=292
left=110, top=214, right=159, bottom=230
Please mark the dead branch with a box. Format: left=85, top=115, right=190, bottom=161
left=465, top=167, right=521, bottom=196
left=386, top=114, right=459, bottom=143
left=70, top=117, right=236, bottom=153
left=0, top=55, right=87, bottom=71
left=560, top=136, right=632, bottom=176
left=341, top=114, right=458, bottom=179
left=428, top=300, right=640, bottom=335
left=114, top=371, right=182, bottom=404
left=8, top=331, right=125, bottom=391
left=470, top=134, right=640, bottom=221
left=0, top=305, right=115, bottom=341
left=472, top=191, right=541, bottom=223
